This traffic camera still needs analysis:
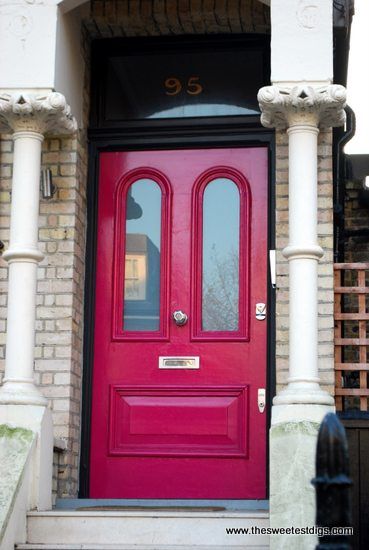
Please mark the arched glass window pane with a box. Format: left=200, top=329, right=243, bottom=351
left=123, top=179, right=161, bottom=331
left=202, top=178, right=240, bottom=331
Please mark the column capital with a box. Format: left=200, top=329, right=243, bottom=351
left=257, top=84, right=346, bottom=129
left=0, top=92, right=77, bottom=135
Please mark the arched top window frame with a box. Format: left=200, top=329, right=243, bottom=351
left=191, top=166, right=251, bottom=341
left=112, top=168, right=172, bottom=341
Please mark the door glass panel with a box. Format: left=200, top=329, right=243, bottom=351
left=202, top=178, right=240, bottom=331
left=123, top=179, right=161, bottom=331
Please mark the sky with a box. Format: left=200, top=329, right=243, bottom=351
left=345, top=0, right=369, bottom=155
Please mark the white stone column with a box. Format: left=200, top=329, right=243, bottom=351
left=283, top=123, right=323, bottom=404
left=258, top=85, right=346, bottom=549
left=258, top=84, right=346, bottom=405
left=1, top=129, right=46, bottom=405
left=0, top=91, right=76, bottom=509
left=0, top=92, right=76, bottom=405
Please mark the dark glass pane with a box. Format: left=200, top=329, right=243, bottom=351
left=123, top=179, right=161, bottom=331
left=105, top=48, right=263, bottom=120
left=202, top=178, right=240, bottom=331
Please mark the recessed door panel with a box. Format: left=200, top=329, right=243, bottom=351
left=90, top=148, right=268, bottom=498
left=109, top=386, right=248, bottom=457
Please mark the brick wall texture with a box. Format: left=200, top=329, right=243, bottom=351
left=0, top=4, right=336, bottom=498
left=87, top=0, right=270, bottom=37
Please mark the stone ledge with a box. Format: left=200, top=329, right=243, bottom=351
left=0, top=424, right=34, bottom=541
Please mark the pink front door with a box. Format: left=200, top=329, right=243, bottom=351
left=90, top=147, right=268, bottom=498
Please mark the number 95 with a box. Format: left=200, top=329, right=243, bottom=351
left=165, top=77, right=203, bottom=96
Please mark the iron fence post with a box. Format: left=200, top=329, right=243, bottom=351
left=312, top=412, right=352, bottom=549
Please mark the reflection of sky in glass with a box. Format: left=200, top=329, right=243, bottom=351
left=126, top=179, right=161, bottom=248
left=123, top=179, right=161, bottom=332
left=149, top=104, right=259, bottom=119
left=203, top=178, right=239, bottom=269
left=202, top=178, right=240, bottom=331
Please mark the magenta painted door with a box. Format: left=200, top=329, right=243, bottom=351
left=90, top=148, right=268, bottom=498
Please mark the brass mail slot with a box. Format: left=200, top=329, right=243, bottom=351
left=159, top=356, right=200, bottom=369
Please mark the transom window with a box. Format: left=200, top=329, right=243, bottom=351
left=91, top=38, right=269, bottom=126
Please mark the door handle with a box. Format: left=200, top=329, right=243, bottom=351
left=173, top=310, right=188, bottom=326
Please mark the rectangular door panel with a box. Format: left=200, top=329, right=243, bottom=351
left=109, top=385, right=248, bottom=457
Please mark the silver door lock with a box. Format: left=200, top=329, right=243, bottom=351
left=258, top=389, right=266, bottom=413
left=255, top=303, right=266, bottom=321
left=173, top=310, right=188, bottom=326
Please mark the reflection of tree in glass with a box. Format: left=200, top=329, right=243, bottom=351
left=202, top=245, right=239, bottom=331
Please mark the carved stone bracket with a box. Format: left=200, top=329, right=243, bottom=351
left=257, top=85, right=347, bottom=129
left=0, top=92, right=77, bottom=135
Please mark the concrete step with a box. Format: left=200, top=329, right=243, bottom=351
left=17, top=546, right=267, bottom=550
left=24, top=510, right=269, bottom=548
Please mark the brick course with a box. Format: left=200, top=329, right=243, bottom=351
left=87, top=0, right=270, bottom=37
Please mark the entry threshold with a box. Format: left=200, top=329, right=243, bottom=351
left=55, top=499, right=269, bottom=511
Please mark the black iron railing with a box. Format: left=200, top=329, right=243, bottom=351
left=312, top=413, right=352, bottom=549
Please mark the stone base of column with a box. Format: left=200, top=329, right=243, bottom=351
left=0, top=379, right=47, bottom=406
left=269, top=403, right=334, bottom=550
left=0, top=404, right=53, bottom=510
left=273, top=382, right=335, bottom=406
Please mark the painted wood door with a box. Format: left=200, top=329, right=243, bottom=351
left=90, top=147, right=268, bottom=498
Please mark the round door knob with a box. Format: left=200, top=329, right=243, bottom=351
left=173, top=310, right=188, bottom=326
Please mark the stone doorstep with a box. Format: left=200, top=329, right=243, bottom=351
left=25, top=510, right=269, bottom=548
left=16, top=546, right=269, bottom=550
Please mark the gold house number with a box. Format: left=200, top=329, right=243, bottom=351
left=164, top=76, right=203, bottom=96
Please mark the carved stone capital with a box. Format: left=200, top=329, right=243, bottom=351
left=0, top=92, right=77, bottom=135
left=257, top=85, right=346, bottom=129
